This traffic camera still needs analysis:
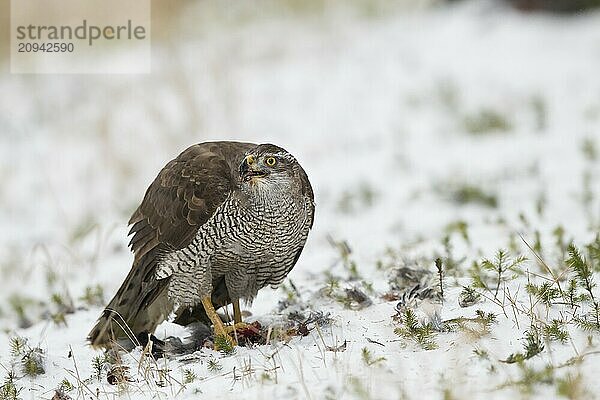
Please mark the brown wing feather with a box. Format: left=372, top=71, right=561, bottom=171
left=128, top=141, right=255, bottom=260
left=88, top=141, right=255, bottom=348
left=124, top=141, right=256, bottom=318
left=297, top=163, right=315, bottom=228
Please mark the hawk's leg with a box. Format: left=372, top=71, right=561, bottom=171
left=233, top=298, right=243, bottom=324
left=200, top=296, right=236, bottom=348
left=224, top=298, right=250, bottom=334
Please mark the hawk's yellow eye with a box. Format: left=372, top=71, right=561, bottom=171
left=265, top=157, right=276, bottom=166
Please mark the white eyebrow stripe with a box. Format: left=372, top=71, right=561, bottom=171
left=273, top=152, right=296, bottom=162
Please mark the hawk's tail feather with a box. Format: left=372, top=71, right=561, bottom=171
left=88, top=250, right=172, bottom=349
left=88, top=308, right=140, bottom=350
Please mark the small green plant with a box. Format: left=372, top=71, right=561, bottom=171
left=444, top=310, right=496, bottom=338
left=213, top=336, right=235, bottom=355
left=458, top=286, right=481, bottom=307
left=535, top=192, right=547, bottom=217
left=567, top=244, right=600, bottom=332
left=50, top=293, right=74, bottom=314
left=526, top=281, right=561, bottom=306
left=327, top=237, right=361, bottom=281
left=552, top=226, right=569, bottom=262
left=347, top=375, right=372, bottom=400
left=21, top=347, right=45, bottom=376
left=448, top=184, right=498, bottom=208
left=574, top=301, right=600, bottom=333
left=504, top=362, right=554, bottom=395
left=361, top=347, right=386, bottom=366
left=436, top=79, right=459, bottom=112
left=471, top=249, right=526, bottom=298
left=79, top=285, right=105, bottom=307
left=474, top=309, right=497, bottom=326
left=182, top=369, right=197, bottom=384
left=580, top=170, right=596, bottom=225
left=581, top=136, right=597, bottom=161
left=503, top=328, right=544, bottom=363
left=394, top=308, right=437, bottom=350
left=586, top=234, right=600, bottom=272
left=437, top=234, right=466, bottom=272
left=9, top=336, right=45, bottom=377
left=543, top=319, right=569, bottom=344
left=463, top=108, right=512, bottom=135
left=49, top=292, right=73, bottom=326
left=567, top=244, right=596, bottom=301
left=279, top=280, right=300, bottom=303
left=8, top=295, right=35, bottom=329
left=473, top=348, right=489, bottom=360
left=564, top=278, right=587, bottom=308
left=336, top=183, right=377, bottom=215
left=322, top=272, right=340, bottom=296
left=444, top=220, right=470, bottom=244
left=9, top=337, right=27, bottom=357
left=91, top=354, right=109, bottom=381
left=556, top=372, right=586, bottom=399
left=207, top=357, right=222, bottom=372
left=58, top=379, right=74, bottom=392
left=260, top=371, right=275, bottom=383
left=435, top=258, right=444, bottom=300
left=0, top=372, right=21, bottom=400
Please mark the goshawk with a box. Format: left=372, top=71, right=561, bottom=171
left=88, top=141, right=314, bottom=348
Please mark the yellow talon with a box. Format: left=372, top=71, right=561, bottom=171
left=201, top=296, right=238, bottom=350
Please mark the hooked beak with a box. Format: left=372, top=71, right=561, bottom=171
left=239, top=155, right=269, bottom=182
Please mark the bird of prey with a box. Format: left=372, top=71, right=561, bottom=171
left=88, top=141, right=314, bottom=349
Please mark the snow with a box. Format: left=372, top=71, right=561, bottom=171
left=1, top=1, right=600, bottom=399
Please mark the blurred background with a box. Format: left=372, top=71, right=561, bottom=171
left=0, top=0, right=599, bottom=341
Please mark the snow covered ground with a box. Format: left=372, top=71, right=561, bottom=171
left=1, top=1, right=600, bottom=399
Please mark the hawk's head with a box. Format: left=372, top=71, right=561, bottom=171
left=239, top=144, right=300, bottom=192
